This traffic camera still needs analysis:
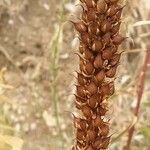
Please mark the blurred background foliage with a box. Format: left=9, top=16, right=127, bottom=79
left=0, top=0, right=149, bottom=150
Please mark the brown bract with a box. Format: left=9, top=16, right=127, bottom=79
left=72, top=0, right=125, bottom=149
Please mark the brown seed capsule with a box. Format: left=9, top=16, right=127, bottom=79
left=86, top=81, right=98, bottom=95
left=81, top=32, right=91, bottom=45
left=92, top=40, right=103, bottom=52
left=93, top=137, right=102, bottom=148
left=77, top=72, right=87, bottom=85
left=76, top=128, right=86, bottom=141
left=83, top=62, right=95, bottom=75
left=111, top=44, right=118, bottom=53
left=101, top=84, right=110, bottom=96
left=111, top=22, right=121, bottom=35
left=95, top=70, right=105, bottom=83
left=107, top=4, right=120, bottom=17
left=71, top=21, right=87, bottom=33
left=87, top=129, right=97, bottom=141
left=84, top=0, right=95, bottom=8
left=88, top=95, right=97, bottom=108
left=102, top=48, right=113, bottom=60
left=93, top=54, right=103, bottom=69
left=97, top=0, right=108, bottom=14
left=80, top=119, right=87, bottom=129
left=115, top=7, right=123, bottom=20
left=100, top=123, right=109, bottom=136
left=93, top=115, right=103, bottom=127
left=79, top=42, right=87, bottom=54
left=76, top=85, right=86, bottom=98
left=98, top=106, right=108, bottom=116
left=88, top=22, right=99, bottom=35
left=87, top=8, right=97, bottom=22
left=112, top=34, right=126, bottom=45
left=109, top=53, right=121, bottom=66
left=74, top=116, right=87, bottom=129
left=82, top=105, right=92, bottom=118
left=101, top=20, right=112, bottom=33
left=84, top=48, right=94, bottom=60
left=102, top=32, right=111, bottom=45
left=105, top=65, right=117, bottom=78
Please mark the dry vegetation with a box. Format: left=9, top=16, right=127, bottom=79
left=0, top=0, right=149, bottom=150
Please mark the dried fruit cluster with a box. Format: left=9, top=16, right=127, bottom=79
left=72, top=0, right=125, bottom=149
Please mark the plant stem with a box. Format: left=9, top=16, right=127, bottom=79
left=125, top=47, right=150, bottom=150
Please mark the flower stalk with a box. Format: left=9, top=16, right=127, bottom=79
left=71, top=0, right=125, bottom=149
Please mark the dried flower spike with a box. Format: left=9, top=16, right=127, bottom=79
left=72, top=0, right=125, bottom=149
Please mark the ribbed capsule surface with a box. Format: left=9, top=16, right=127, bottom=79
left=72, top=0, right=124, bottom=149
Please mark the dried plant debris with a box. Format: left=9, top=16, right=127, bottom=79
left=71, top=0, right=125, bottom=149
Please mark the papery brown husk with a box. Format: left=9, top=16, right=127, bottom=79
left=72, top=0, right=125, bottom=149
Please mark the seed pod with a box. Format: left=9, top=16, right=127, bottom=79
left=93, top=137, right=102, bottom=148
left=74, top=115, right=87, bottom=129
left=112, top=34, right=126, bottom=45
left=101, top=84, right=110, bottom=96
left=79, top=119, right=87, bottom=129
left=86, top=81, right=98, bottom=95
left=93, top=54, right=103, bottom=69
left=83, top=61, right=95, bottom=75
left=102, top=47, right=113, bottom=60
left=88, top=95, right=97, bottom=108
left=100, top=123, right=109, bottom=136
left=84, top=0, right=95, bottom=8
left=77, top=72, right=87, bottom=85
left=88, top=21, right=99, bottom=35
left=93, top=115, right=103, bottom=127
left=95, top=70, right=105, bottom=83
left=98, top=106, right=108, bottom=116
left=92, top=39, right=103, bottom=52
left=109, top=53, right=121, bottom=66
left=87, top=129, right=97, bottom=141
left=71, top=21, right=87, bottom=33
left=111, top=44, right=118, bottom=53
left=111, top=22, right=121, bottom=35
left=87, top=8, right=97, bottom=22
left=105, top=65, right=117, bottom=78
left=101, top=20, right=112, bottom=33
left=76, top=85, right=86, bottom=97
left=102, top=32, right=111, bottom=45
left=81, top=32, right=91, bottom=45
left=82, top=105, right=92, bottom=118
left=79, top=42, right=87, bottom=54
left=76, top=129, right=86, bottom=141
left=115, top=7, right=123, bottom=20
left=97, top=0, right=108, bottom=14
left=84, top=48, right=94, bottom=60
left=107, top=4, right=120, bottom=17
